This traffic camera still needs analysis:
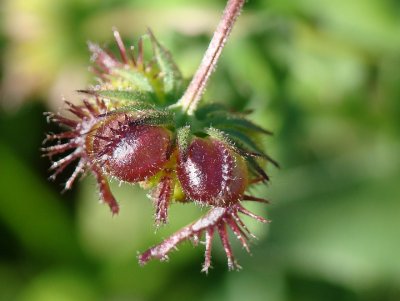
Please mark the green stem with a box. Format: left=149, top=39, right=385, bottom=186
left=177, top=0, right=245, bottom=115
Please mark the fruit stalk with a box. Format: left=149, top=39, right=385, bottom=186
left=177, top=0, right=245, bottom=115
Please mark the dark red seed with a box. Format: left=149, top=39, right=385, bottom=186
left=177, top=137, right=248, bottom=206
left=90, top=114, right=171, bottom=183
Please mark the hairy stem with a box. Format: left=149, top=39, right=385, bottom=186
left=178, top=0, right=245, bottom=115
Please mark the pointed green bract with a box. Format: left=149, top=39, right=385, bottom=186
left=217, top=128, right=278, bottom=167
left=111, top=69, right=154, bottom=92
left=149, top=30, right=183, bottom=99
left=97, top=103, right=174, bottom=128
left=206, top=126, right=278, bottom=168
left=86, top=89, right=156, bottom=105
left=195, top=103, right=229, bottom=120
left=247, top=156, right=270, bottom=181
left=219, top=128, right=265, bottom=155
left=209, top=113, right=273, bottom=135
left=123, top=108, right=174, bottom=127
left=205, top=127, right=241, bottom=153
left=129, top=112, right=174, bottom=127
left=177, top=126, right=191, bottom=159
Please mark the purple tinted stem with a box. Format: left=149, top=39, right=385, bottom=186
left=178, top=0, right=245, bottom=115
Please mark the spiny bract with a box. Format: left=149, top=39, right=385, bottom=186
left=42, top=29, right=277, bottom=272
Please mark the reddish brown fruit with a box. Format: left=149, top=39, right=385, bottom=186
left=90, top=114, right=172, bottom=183
left=177, top=137, right=248, bottom=206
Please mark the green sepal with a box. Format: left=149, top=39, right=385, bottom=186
left=148, top=29, right=183, bottom=99
left=194, top=103, right=228, bottom=120
left=79, top=89, right=156, bottom=105
left=246, top=156, right=270, bottom=182
left=111, top=69, right=153, bottom=92
left=101, top=106, right=175, bottom=127
left=177, top=126, right=191, bottom=161
left=205, top=127, right=241, bottom=154
left=218, top=128, right=279, bottom=168
left=209, top=113, right=273, bottom=135
left=128, top=110, right=174, bottom=127
left=206, top=127, right=274, bottom=180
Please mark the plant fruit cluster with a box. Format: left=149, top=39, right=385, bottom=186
left=43, top=30, right=277, bottom=271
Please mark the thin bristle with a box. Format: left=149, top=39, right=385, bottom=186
left=217, top=223, right=238, bottom=270
left=48, top=153, right=81, bottom=182
left=227, top=218, right=250, bottom=253
left=64, top=159, right=85, bottom=190
left=96, top=96, right=107, bottom=111
left=232, top=211, right=256, bottom=239
left=44, top=131, right=77, bottom=143
left=49, top=150, right=80, bottom=172
left=113, top=28, right=128, bottom=64
left=243, top=194, right=270, bottom=204
left=49, top=114, right=78, bottom=128
left=201, top=227, right=214, bottom=273
left=237, top=205, right=269, bottom=223
left=83, top=99, right=98, bottom=116
left=65, top=101, right=88, bottom=119
left=42, top=142, right=77, bottom=157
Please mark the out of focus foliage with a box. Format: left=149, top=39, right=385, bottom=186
left=1, top=0, right=400, bottom=300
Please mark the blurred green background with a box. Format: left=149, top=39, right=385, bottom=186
left=1, top=0, right=400, bottom=300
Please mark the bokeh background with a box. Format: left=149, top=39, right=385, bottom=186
left=1, top=0, right=400, bottom=300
